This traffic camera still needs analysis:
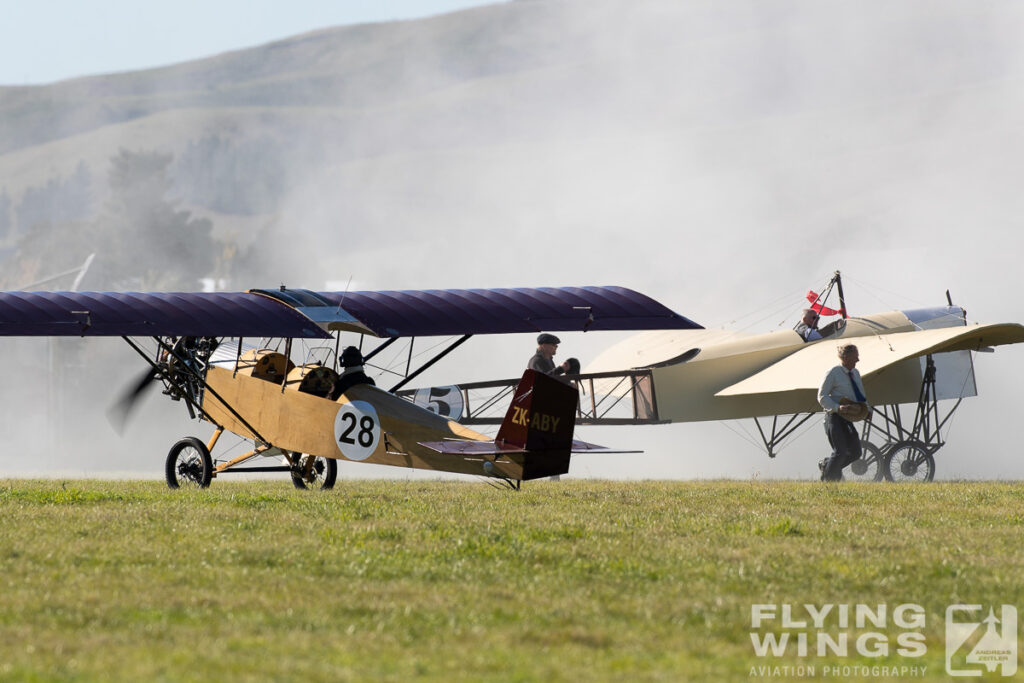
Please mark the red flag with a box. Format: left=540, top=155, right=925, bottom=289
left=806, top=290, right=843, bottom=316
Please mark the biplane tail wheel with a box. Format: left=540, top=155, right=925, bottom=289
left=847, top=441, right=885, bottom=482
left=165, top=437, right=213, bottom=489
left=883, top=441, right=936, bottom=483
left=290, top=455, right=338, bottom=490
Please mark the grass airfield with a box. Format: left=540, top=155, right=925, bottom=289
left=0, top=479, right=1021, bottom=681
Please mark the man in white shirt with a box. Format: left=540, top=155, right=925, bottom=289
left=817, top=344, right=868, bottom=481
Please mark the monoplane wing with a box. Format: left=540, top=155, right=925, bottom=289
left=715, top=323, right=1024, bottom=398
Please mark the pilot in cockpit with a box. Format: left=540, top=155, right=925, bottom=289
left=328, top=346, right=376, bottom=400
left=795, top=308, right=823, bottom=342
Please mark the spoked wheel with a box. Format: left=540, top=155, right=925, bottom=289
left=165, top=437, right=213, bottom=489
left=847, top=441, right=885, bottom=482
left=290, top=454, right=338, bottom=490
left=884, top=441, right=936, bottom=482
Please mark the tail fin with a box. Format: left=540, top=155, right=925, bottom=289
left=496, top=370, right=578, bottom=479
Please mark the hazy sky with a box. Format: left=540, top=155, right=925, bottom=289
left=0, top=0, right=496, bottom=85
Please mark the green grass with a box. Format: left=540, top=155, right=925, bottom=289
left=0, top=480, right=1021, bottom=681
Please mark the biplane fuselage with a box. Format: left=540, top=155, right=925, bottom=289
left=202, top=364, right=516, bottom=478
left=200, top=357, right=594, bottom=483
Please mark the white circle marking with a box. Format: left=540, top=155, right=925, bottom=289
left=333, top=400, right=380, bottom=461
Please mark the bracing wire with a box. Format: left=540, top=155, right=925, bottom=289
left=844, top=274, right=930, bottom=311
left=718, top=420, right=767, bottom=453
left=363, top=335, right=464, bottom=381
left=936, top=350, right=979, bottom=443
left=719, top=413, right=825, bottom=458
left=709, top=270, right=838, bottom=332
left=778, top=416, right=822, bottom=452
left=711, top=286, right=807, bottom=331
left=210, top=431, right=255, bottom=464
left=363, top=339, right=412, bottom=379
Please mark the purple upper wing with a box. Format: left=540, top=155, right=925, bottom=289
left=316, top=286, right=701, bottom=337
left=0, top=291, right=331, bottom=338
left=0, top=286, right=698, bottom=339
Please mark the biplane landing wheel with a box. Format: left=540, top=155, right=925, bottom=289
left=290, top=455, right=337, bottom=490
left=884, top=441, right=936, bottom=483
left=165, top=437, right=213, bottom=489
left=847, top=441, right=885, bottom=482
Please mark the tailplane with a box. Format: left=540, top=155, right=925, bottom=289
left=419, top=370, right=633, bottom=482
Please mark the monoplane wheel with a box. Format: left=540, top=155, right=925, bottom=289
left=165, top=437, right=213, bottom=489
left=884, top=441, right=936, bottom=483
left=847, top=441, right=885, bottom=482
left=290, top=454, right=337, bottom=490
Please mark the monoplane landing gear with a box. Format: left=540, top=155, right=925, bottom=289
left=846, top=441, right=886, bottom=482
left=290, top=454, right=338, bottom=490
left=884, top=441, right=936, bottom=482
left=165, top=437, right=213, bottom=489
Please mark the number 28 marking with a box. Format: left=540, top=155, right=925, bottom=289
left=333, top=401, right=380, bottom=461
left=337, top=412, right=376, bottom=447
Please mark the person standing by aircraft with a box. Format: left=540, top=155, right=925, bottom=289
left=817, top=344, right=868, bottom=481
left=528, top=333, right=578, bottom=482
left=795, top=308, right=823, bottom=341
left=528, top=333, right=572, bottom=376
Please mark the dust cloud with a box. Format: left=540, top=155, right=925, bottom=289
left=3, top=0, right=1024, bottom=480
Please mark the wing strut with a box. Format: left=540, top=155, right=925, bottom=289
left=749, top=354, right=964, bottom=482
left=362, top=336, right=398, bottom=362
left=752, top=412, right=817, bottom=458
left=121, top=336, right=271, bottom=445
left=389, top=334, right=473, bottom=393
left=862, top=355, right=960, bottom=455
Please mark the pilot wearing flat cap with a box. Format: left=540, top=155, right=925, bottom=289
left=528, top=333, right=574, bottom=377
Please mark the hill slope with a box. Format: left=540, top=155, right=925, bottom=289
left=2, top=1, right=1015, bottom=292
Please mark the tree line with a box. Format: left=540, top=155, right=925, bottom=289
left=1, top=137, right=291, bottom=291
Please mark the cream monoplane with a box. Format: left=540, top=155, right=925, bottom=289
left=409, top=273, right=1024, bottom=481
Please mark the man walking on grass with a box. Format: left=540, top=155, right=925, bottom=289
left=817, top=344, right=869, bottom=481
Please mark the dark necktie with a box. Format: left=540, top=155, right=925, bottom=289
left=848, top=371, right=866, bottom=402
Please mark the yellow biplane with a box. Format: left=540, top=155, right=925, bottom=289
left=404, top=273, right=1024, bottom=482
left=0, top=285, right=698, bottom=489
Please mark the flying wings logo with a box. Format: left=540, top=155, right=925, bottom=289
left=946, top=605, right=1017, bottom=677
left=509, top=405, right=562, bottom=434
left=748, top=601, right=1021, bottom=678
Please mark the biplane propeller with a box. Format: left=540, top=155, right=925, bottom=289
left=0, top=285, right=699, bottom=488
left=400, top=273, right=1024, bottom=482
left=107, top=365, right=160, bottom=431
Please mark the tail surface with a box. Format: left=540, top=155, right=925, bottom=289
left=495, top=369, right=578, bottom=478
